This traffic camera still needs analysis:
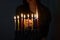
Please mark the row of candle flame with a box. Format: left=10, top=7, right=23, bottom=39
left=13, top=13, right=38, bottom=31
left=14, top=13, right=38, bottom=20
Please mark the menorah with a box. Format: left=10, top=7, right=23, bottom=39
left=14, top=10, right=39, bottom=31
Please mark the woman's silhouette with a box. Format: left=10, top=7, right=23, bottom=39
left=16, top=0, right=51, bottom=40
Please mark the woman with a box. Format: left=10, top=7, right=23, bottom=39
left=16, top=0, right=51, bottom=40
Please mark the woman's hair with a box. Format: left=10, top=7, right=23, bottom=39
left=23, top=0, right=30, bottom=12
left=23, top=0, right=40, bottom=11
left=16, top=0, right=30, bottom=15
left=16, top=0, right=41, bottom=15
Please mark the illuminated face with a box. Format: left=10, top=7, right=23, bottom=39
left=24, top=19, right=33, bottom=28
left=29, top=19, right=33, bottom=26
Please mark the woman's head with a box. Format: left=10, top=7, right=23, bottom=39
left=23, top=0, right=40, bottom=13
left=23, top=0, right=29, bottom=12
left=23, top=0, right=40, bottom=7
left=23, top=0, right=36, bottom=4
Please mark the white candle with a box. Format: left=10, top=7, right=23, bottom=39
left=21, top=13, right=23, bottom=30
left=36, top=7, right=38, bottom=30
left=24, top=14, right=26, bottom=30
left=31, top=14, right=33, bottom=30
left=34, top=14, right=37, bottom=29
left=14, top=16, right=16, bottom=30
left=27, top=14, right=29, bottom=29
left=17, top=15, right=20, bottom=31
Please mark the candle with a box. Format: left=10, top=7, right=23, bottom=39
left=36, top=8, right=38, bottom=30
left=24, top=14, right=26, bottom=30
left=34, top=14, right=37, bottom=30
left=17, top=15, right=20, bottom=31
left=36, top=9, right=38, bottom=19
left=14, top=16, right=16, bottom=30
left=27, top=14, right=29, bottom=29
left=21, top=13, right=23, bottom=30
left=31, top=14, right=33, bottom=30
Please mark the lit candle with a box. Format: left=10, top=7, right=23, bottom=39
left=21, top=13, right=23, bottom=30
left=34, top=14, right=37, bottom=30
left=27, top=14, right=29, bottom=29
left=14, top=16, right=16, bottom=30
left=36, top=9, right=38, bottom=19
left=31, top=14, right=33, bottom=30
left=17, top=15, right=20, bottom=31
left=24, top=14, right=26, bottom=30
left=36, top=8, right=38, bottom=30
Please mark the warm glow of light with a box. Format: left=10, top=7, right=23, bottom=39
left=24, top=19, right=33, bottom=28
left=17, top=15, right=20, bottom=30
left=21, top=13, right=23, bottom=17
left=24, top=19, right=28, bottom=28
left=29, top=20, right=33, bottom=26
left=31, top=14, right=33, bottom=18
left=34, top=14, right=38, bottom=19
left=14, top=16, right=16, bottom=20
left=14, top=16, right=16, bottom=30
left=24, top=14, right=26, bottom=18
left=36, top=8, right=38, bottom=18
left=34, top=14, right=36, bottom=18
left=17, top=15, right=19, bottom=19
left=27, top=14, right=29, bottom=18
left=36, top=13, right=38, bottom=18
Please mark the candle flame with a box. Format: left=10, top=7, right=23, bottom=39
left=17, top=15, right=19, bottom=19
left=34, top=14, right=36, bottom=18
left=36, top=8, right=38, bottom=18
left=21, top=13, right=23, bottom=18
left=14, top=16, right=16, bottom=20
left=27, top=14, right=29, bottom=18
left=31, top=14, right=33, bottom=18
left=36, top=14, right=38, bottom=18
left=24, top=14, right=26, bottom=18
left=34, top=14, right=38, bottom=19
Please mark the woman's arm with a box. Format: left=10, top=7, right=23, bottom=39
left=40, top=5, right=51, bottom=40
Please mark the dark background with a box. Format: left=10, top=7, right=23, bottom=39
left=0, top=0, right=60, bottom=40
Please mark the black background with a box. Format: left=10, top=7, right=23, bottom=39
left=0, top=0, right=60, bottom=40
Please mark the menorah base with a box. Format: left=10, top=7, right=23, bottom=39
left=15, top=30, right=42, bottom=40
